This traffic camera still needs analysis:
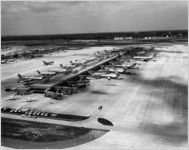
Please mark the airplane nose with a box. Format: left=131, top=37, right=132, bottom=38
left=98, top=118, right=113, bottom=126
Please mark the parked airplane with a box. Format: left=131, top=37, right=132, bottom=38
left=133, top=55, right=153, bottom=61
left=42, top=61, right=54, bottom=66
left=103, top=66, right=126, bottom=73
left=36, top=70, right=56, bottom=76
left=60, top=64, right=74, bottom=70
left=91, top=71, right=119, bottom=80
left=17, top=73, right=44, bottom=83
left=116, top=62, right=139, bottom=69
left=49, top=69, right=72, bottom=75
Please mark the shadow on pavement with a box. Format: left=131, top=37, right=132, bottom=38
left=128, top=75, right=188, bottom=145
left=141, top=121, right=187, bottom=145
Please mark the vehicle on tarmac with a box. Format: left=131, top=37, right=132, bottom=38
left=20, top=114, right=27, bottom=117
left=44, top=113, right=49, bottom=117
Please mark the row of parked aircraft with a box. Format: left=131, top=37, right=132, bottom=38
left=17, top=73, right=44, bottom=83
left=15, top=47, right=145, bottom=84
left=43, top=60, right=84, bottom=67
left=89, top=62, right=139, bottom=80
left=17, top=58, right=139, bottom=85
left=14, top=49, right=142, bottom=100
left=17, top=60, right=79, bottom=84
left=17, top=51, right=119, bottom=83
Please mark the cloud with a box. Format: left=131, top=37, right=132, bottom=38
left=1, top=1, right=86, bottom=14
left=1, top=1, right=188, bottom=36
left=2, top=1, right=187, bottom=16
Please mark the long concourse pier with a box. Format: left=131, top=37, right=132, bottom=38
left=53, top=49, right=126, bottom=86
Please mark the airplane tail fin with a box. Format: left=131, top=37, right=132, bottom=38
left=17, top=74, right=22, bottom=79
left=129, top=63, right=137, bottom=69
left=36, top=70, right=41, bottom=75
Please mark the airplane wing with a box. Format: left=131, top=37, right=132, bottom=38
left=29, top=76, right=44, bottom=80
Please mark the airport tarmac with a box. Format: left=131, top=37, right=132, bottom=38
left=1, top=43, right=188, bottom=149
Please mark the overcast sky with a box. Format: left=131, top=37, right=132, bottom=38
left=1, top=1, right=188, bottom=36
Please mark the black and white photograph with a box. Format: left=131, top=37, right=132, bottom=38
left=1, top=0, right=188, bottom=149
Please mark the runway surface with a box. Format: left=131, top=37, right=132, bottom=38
left=68, top=43, right=188, bottom=149
left=1, top=43, right=188, bottom=149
